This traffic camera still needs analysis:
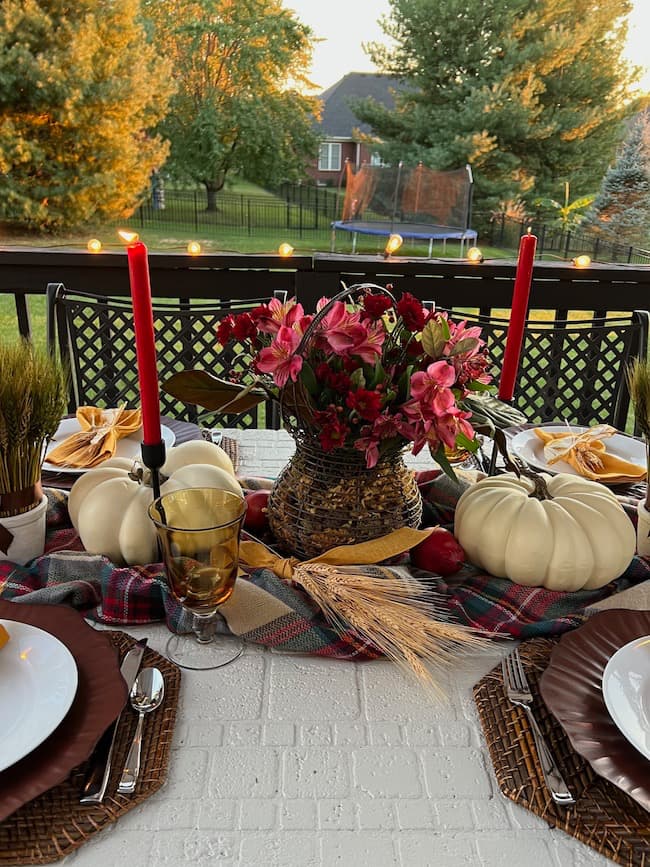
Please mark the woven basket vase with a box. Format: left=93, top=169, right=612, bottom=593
left=267, top=434, right=423, bottom=560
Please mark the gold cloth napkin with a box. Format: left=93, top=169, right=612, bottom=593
left=46, top=406, right=142, bottom=469
left=533, top=424, right=646, bottom=483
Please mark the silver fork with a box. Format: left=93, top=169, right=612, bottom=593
left=502, top=649, right=576, bottom=806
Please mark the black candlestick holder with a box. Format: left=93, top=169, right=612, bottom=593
left=141, top=440, right=167, bottom=501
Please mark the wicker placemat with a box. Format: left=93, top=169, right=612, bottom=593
left=474, top=639, right=649, bottom=866
left=0, top=632, right=181, bottom=866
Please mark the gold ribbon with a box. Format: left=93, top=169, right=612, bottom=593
left=534, top=424, right=646, bottom=483
left=239, top=526, right=434, bottom=580
left=46, top=406, right=142, bottom=469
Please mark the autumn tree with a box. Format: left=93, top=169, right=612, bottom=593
left=142, top=0, right=320, bottom=211
left=354, top=0, right=645, bottom=211
left=586, top=112, right=650, bottom=248
left=0, top=0, right=173, bottom=230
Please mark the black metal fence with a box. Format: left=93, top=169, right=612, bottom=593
left=484, top=213, right=650, bottom=265
left=125, top=185, right=650, bottom=264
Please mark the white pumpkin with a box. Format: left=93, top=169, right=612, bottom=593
left=68, top=441, right=242, bottom=566
left=454, top=471, right=636, bottom=591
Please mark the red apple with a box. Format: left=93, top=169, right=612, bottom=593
left=244, top=490, right=270, bottom=533
left=410, top=527, right=466, bottom=575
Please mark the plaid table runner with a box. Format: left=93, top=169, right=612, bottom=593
left=0, top=474, right=648, bottom=660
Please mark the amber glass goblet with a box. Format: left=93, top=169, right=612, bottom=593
left=148, top=487, right=247, bottom=671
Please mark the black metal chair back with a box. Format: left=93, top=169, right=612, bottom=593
left=441, top=307, right=649, bottom=431
left=46, top=283, right=288, bottom=429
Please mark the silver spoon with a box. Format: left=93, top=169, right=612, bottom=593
left=117, top=667, right=165, bottom=795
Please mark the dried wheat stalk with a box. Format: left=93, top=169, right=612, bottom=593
left=292, top=562, right=489, bottom=694
left=626, top=357, right=650, bottom=508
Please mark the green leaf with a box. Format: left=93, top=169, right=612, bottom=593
left=162, top=370, right=266, bottom=413
left=448, top=337, right=479, bottom=357
left=350, top=368, right=366, bottom=389
left=299, top=361, right=318, bottom=396
left=465, top=380, right=493, bottom=392
left=420, top=319, right=449, bottom=358
left=430, top=444, right=457, bottom=482
left=455, top=431, right=479, bottom=453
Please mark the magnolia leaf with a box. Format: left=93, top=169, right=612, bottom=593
left=448, top=337, right=479, bottom=357
left=162, top=370, right=266, bottom=413
left=421, top=319, right=448, bottom=358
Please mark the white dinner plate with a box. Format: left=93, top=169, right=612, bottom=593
left=42, top=418, right=176, bottom=474
left=602, top=634, right=650, bottom=761
left=509, top=424, right=645, bottom=477
left=0, top=620, right=78, bottom=772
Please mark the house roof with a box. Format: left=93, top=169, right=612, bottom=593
left=318, top=72, right=403, bottom=140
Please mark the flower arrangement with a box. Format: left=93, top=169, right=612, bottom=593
left=165, top=284, right=491, bottom=472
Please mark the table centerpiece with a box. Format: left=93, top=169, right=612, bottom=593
left=164, top=283, right=491, bottom=558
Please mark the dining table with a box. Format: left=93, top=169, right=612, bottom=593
left=6, top=425, right=645, bottom=867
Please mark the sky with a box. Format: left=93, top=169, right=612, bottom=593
left=287, top=0, right=650, bottom=93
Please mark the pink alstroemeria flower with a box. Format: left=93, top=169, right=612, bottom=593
left=256, top=325, right=303, bottom=387
left=253, top=297, right=307, bottom=335
left=317, top=301, right=367, bottom=354
left=349, top=319, right=386, bottom=364
left=436, top=408, right=475, bottom=450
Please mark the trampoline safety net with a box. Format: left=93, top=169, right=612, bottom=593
left=340, top=162, right=473, bottom=234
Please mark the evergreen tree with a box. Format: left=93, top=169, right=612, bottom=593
left=0, top=0, right=173, bottom=231
left=586, top=112, right=650, bottom=248
left=354, top=0, right=645, bottom=211
left=142, top=0, right=320, bottom=211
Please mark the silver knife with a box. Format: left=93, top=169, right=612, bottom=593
left=80, top=637, right=148, bottom=805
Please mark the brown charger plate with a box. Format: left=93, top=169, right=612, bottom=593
left=0, top=600, right=127, bottom=822
left=540, top=608, right=650, bottom=812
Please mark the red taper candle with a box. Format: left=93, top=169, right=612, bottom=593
left=125, top=238, right=162, bottom=445
left=498, top=228, right=537, bottom=401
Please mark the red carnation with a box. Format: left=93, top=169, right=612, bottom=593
left=216, top=314, right=235, bottom=345
left=346, top=388, right=382, bottom=422
left=232, top=312, right=258, bottom=341
left=362, top=294, right=393, bottom=320
left=396, top=292, right=426, bottom=332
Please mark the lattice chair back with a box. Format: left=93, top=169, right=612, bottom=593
left=440, top=307, right=649, bottom=431
left=46, top=283, right=288, bottom=429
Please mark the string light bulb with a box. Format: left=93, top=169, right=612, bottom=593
left=467, top=246, right=484, bottom=264
left=278, top=242, right=294, bottom=257
left=187, top=241, right=202, bottom=255
left=117, top=230, right=139, bottom=245
left=86, top=238, right=102, bottom=254
left=572, top=254, right=591, bottom=268
left=383, top=233, right=403, bottom=258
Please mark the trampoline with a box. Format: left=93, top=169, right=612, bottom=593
left=331, top=163, right=477, bottom=257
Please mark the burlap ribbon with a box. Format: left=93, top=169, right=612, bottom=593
left=534, top=424, right=646, bottom=483
left=46, top=406, right=142, bottom=469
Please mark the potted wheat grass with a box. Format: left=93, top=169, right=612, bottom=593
left=0, top=339, right=67, bottom=564
left=627, top=357, right=650, bottom=556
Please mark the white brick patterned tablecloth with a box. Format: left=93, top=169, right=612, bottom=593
left=56, top=430, right=609, bottom=867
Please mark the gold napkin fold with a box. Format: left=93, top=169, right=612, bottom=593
left=46, top=406, right=142, bottom=469
left=533, top=424, right=646, bottom=483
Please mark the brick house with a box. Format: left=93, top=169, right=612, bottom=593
left=307, top=72, right=402, bottom=186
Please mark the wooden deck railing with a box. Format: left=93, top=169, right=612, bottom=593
left=1, top=247, right=650, bottom=339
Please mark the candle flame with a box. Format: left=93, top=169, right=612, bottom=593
left=526, top=226, right=532, bottom=235
left=20, top=646, right=32, bottom=660
left=87, top=238, right=102, bottom=254
left=187, top=241, right=202, bottom=255
left=118, top=230, right=139, bottom=245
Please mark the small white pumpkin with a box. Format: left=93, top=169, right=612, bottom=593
left=454, top=471, right=635, bottom=591
left=69, top=440, right=242, bottom=566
